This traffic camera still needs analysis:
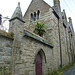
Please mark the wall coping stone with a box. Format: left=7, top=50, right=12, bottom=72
left=24, top=29, right=53, bottom=48
left=0, top=34, right=13, bottom=40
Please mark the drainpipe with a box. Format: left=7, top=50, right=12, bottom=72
left=58, top=18, right=62, bottom=67
left=52, top=9, right=63, bottom=67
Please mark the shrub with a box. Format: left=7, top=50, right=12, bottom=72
left=33, top=22, right=46, bottom=36
left=0, top=66, right=11, bottom=75
left=47, top=63, right=75, bottom=75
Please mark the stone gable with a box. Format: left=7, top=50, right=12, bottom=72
left=23, top=0, right=51, bottom=22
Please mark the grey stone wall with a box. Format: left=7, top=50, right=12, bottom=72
left=23, top=0, right=73, bottom=71
left=50, top=10, right=60, bottom=68
left=0, top=35, right=13, bottom=67
left=14, top=35, right=53, bottom=75
left=1, top=0, right=74, bottom=75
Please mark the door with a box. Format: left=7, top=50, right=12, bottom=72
left=35, top=53, right=42, bottom=75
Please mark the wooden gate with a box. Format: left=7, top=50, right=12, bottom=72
left=35, top=53, right=42, bottom=75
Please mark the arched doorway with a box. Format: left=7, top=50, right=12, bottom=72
left=35, top=52, right=42, bottom=75
left=34, top=49, right=46, bottom=75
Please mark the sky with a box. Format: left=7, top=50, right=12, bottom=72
left=0, top=0, right=75, bottom=31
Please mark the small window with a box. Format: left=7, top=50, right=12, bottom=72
left=34, top=12, right=36, bottom=21
left=30, top=10, right=40, bottom=22
left=30, top=13, right=34, bottom=22
left=37, top=10, right=40, bottom=19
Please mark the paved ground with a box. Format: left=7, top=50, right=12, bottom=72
left=62, top=66, right=75, bottom=75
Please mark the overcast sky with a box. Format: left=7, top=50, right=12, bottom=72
left=0, top=0, right=75, bottom=31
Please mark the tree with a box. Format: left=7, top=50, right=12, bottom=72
left=33, top=22, right=46, bottom=36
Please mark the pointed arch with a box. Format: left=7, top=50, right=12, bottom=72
left=34, top=48, right=46, bottom=64
left=37, top=10, right=40, bottom=19
left=34, top=12, right=36, bottom=21
left=30, top=13, right=34, bottom=22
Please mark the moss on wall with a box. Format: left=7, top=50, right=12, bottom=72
left=0, top=66, right=11, bottom=75
left=0, top=30, right=14, bottom=39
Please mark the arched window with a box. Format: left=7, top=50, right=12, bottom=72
left=30, top=10, right=40, bottom=22
left=37, top=10, right=40, bottom=20
left=34, top=12, right=36, bottom=21
left=30, top=13, right=34, bottom=22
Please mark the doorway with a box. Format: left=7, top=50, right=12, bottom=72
left=35, top=53, right=42, bottom=75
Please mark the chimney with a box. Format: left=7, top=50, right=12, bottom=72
left=0, top=14, right=2, bottom=25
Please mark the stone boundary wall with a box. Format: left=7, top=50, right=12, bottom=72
left=0, top=33, right=13, bottom=72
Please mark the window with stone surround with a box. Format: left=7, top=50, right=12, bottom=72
left=34, top=12, right=36, bottom=21
left=30, top=10, right=40, bottom=22
left=37, top=10, right=40, bottom=20
left=30, top=13, right=34, bottom=22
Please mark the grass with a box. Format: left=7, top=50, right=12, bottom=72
left=48, top=63, right=75, bottom=75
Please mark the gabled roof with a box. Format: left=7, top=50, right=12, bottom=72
left=23, top=0, right=51, bottom=21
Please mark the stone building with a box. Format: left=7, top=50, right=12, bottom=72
left=0, top=0, right=75, bottom=75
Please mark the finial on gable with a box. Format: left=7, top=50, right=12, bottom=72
left=68, top=17, right=72, bottom=24
left=10, top=2, right=23, bottom=21
left=63, top=9, right=66, bottom=16
left=18, top=2, right=20, bottom=7
left=63, top=9, right=65, bottom=12
left=9, top=2, right=25, bottom=33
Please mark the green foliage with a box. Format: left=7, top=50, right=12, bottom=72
left=33, top=22, right=46, bottom=36
left=0, top=66, right=11, bottom=75
left=42, top=39, right=45, bottom=42
left=0, top=30, right=14, bottom=38
left=48, top=69, right=58, bottom=75
left=48, top=63, right=75, bottom=75
left=48, top=41, right=53, bottom=45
